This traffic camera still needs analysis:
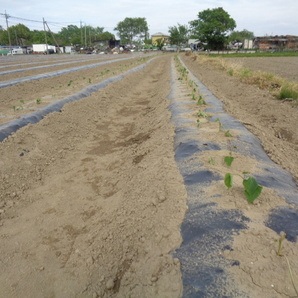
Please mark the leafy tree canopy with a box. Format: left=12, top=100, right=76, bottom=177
left=97, top=31, right=115, bottom=41
left=0, top=30, right=9, bottom=44
left=229, top=29, right=254, bottom=42
left=0, top=22, right=115, bottom=47
left=58, top=24, right=81, bottom=44
left=58, top=25, right=105, bottom=45
left=114, top=17, right=149, bottom=44
left=1, top=23, right=31, bottom=45
left=10, top=24, right=31, bottom=39
left=168, top=24, right=189, bottom=45
left=30, top=30, right=54, bottom=45
left=189, top=7, right=236, bottom=50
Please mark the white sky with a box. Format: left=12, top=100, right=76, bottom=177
left=1, top=0, right=297, bottom=37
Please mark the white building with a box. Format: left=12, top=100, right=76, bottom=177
left=32, top=44, right=56, bottom=53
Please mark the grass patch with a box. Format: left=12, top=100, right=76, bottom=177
left=277, top=85, right=298, bottom=100
left=211, top=51, right=298, bottom=58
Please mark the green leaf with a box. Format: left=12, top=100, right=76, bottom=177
left=224, top=156, right=234, bottom=167
left=243, top=177, right=263, bottom=203
left=224, top=173, right=233, bottom=189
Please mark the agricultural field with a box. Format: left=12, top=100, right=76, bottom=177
left=0, top=52, right=297, bottom=297
left=225, top=56, right=298, bottom=82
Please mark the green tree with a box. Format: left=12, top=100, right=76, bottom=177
left=114, top=17, right=149, bottom=44
left=97, top=31, right=115, bottom=41
left=30, top=30, right=54, bottom=45
left=58, top=25, right=82, bottom=45
left=189, top=7, right=236, bottom=50
left=229, top=29, right=254, bottom=42
left=84, top=25, right=105, bottom=44
left=9, top=24, right=31, bottom=45
left=57, top=25, right=110, bottom=45
left=0, top=26, right=9, bottom=45
left=168, top=24, right=189, bottom=45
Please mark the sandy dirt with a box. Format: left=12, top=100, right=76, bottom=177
left=0, top=54, right=187, bottom=297
left=0, top=54, right=150, bottom=125
left=0, top=52, right=298, bottom=297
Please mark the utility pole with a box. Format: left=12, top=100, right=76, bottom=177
left=44, top=21, right=62, bottom=53
left=84, top=24, right=87, bottom=48
left=43, top=18, right=48, bottom=54
left=5, top=11, right=11, bottom=47
left=80, top=20, right=83, bottom=45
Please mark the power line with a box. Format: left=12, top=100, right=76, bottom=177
left=7, top=16, right=43, bottom=24
left=0, top=12, right=81, bottom=31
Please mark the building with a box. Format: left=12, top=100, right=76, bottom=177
left=244, top=39, right=253, bottom=49
left=32, top=44, right=56, bottom=54
left=151, top=32, right=170, bottom=46
left=254, top=35, right=298, bottom=50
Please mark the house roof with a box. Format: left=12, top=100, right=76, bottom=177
left=152, top=32, right=169, bottom=37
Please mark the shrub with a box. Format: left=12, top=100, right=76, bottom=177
left=277, top=85, right=298, bottom=100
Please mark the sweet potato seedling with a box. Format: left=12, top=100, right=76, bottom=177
left=12, top=100, right=25, bottom=111
left=197, top=111, right=208, bottom=118
left=224, top=155, right=234, bottom=167
left=243, top=176, right=263, bottom=203
left=197, top=95, right=205, bottom=105
left=284, top=255, right=298, bottom=296
left=225, top=130, right=233, bottom=137
left=215, top=118, right=223, bottom=131
left=224, top=155, right=263, bottom=203
left=209, top=157, right=215, bottom=165
left=275, top=232, right=298, bottom=297
left=276, top=231, right=286, bottom=256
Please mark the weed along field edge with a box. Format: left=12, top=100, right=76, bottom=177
left=0, top=52, right=297, bottom=297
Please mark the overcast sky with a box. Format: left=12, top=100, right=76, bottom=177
left=1, top=0, right=297, bottom=37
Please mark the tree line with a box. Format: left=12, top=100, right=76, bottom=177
left=0, top=7, right=254, bottom=50
left=0, top=23, right=115, bottom=47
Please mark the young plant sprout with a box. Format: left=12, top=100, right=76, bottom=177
left=223, top=155, right=263, bottom=203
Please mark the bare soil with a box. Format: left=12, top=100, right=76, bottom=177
left=0, top=54, right=187, bottom=297
left=225, top=56, right=298, bottom=82
left=0, top=54, right=149, bottom=125
left=0, top=52, right=297, bottom=297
